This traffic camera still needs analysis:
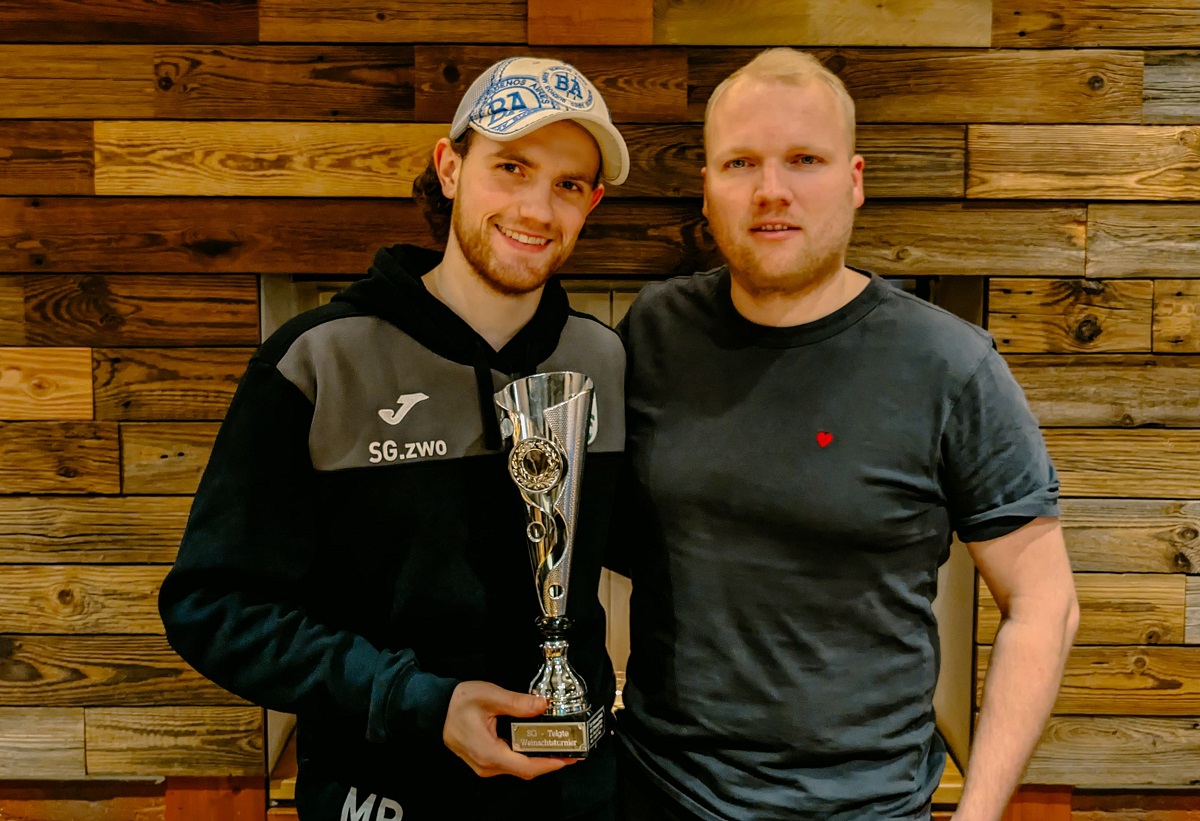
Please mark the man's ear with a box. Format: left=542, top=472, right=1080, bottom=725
left=433, top=138, right=463, bottom=199
left=586, top=183, right=605, bottom=215
left=701, top=165, right=708, bottom=219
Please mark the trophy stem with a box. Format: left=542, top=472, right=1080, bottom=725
left=530, top=617, right=590, bottom=716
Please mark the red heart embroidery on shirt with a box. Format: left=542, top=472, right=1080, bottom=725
left=816, top=431, right=833, bottom=448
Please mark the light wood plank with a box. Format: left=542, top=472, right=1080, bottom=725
left=1024, top=717, right=1200, bottom=787
left=989, top=279, right=1152, bottom=354
left=968, top=126, right=1200, bottom=200
left=87, top=707, right=264, bottom=776
left=1154, top=280, right=1200, bottom=354
left=0, top=707, right=84, bottom=778
left=0, top=422, right=119, bottom=494
left=1088, top=205, right=1200, bottom=279
left=0, top=276, right=23, bottom=345
left=93, top=348, right=251, bottom=422
left=0, top=46, right=155, bottom=119
left=121, top=422, right=218, bottom=495
left=0, top=496, right=190, bottom=564
left=978, top=573, right=1185, bottom=646
left=0, top=0, right=256, bottom=43
left=1057, top=498, right=1200, bottom=574
left=1188, top=577, right=1199, bottom=645
left=0, top=347, right=93, bottom=420
left=95, top=122, right=444, bottom=198
left=259, top=0, right=524, bottom=43
left=529, top=0, right=652, bottom=45
left=932, top=756, right=962, bottom=806
left=1144, top=52, right=1200, bottom=125
left=0, top=780, right=164, bottom=821
left=1044, top=430, right=1200, bottom=499
left=0, top=565, right=166, bottom=635
left=994, top=0, right=1200, bottom=47
left=0, top=121, right=92, bottom=195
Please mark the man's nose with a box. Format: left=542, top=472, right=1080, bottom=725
left=754, top=161, right=792, bottom=206
left=516, top=181, right=555, bottom=225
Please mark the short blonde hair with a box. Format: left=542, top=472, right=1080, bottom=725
left=704, top=48, right=857, bottom=154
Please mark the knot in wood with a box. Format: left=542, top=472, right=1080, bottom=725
left=1145, top=629, right=1162, bottom=644
left=1087, top=75, right=1105, bottom=91
left=1178, top=526, right=1199, bottom=543
left=1173, top=551, right=1194, bottom=572
left=57, top=587, right=75, bottom=604
left=1073, top=316, right=1102, bottom=343
left=443, top=62, right=460, bottom=84
left=824, top=54, right=847, bottom=74
left=157, top=75, right=174, bottom=91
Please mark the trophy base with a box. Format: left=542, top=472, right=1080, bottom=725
left=509, top=705, right=606, bottom=758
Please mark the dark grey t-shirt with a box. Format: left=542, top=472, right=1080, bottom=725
left=614, top=269, right=1059, bottom=821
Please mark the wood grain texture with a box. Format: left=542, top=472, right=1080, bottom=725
left=988, top=279, right=1153, bottom=354
left=95, top=122, right=444, bottom=197
left=0, top=496, right=190, bottom=563
left=968, top=126, right=1200, bottom=200
left=0, top=708, right=84, bottom=778
left=0, top=276, right=22, bottom=345
left=24, top=274, right=260, bottom=347
left=92, top=348, right=249, bottom=422
left=0, top=565, right=166, bottom=634
left=0, top=422, right=119, bottom=494
left=994, top=0, right=1200, bottom=47
left=0, top=347, right=93, bottom=420
left=259, top=0, right=525, bottom=44
left=0, top=780, right=164, bottom=821
left=1002, top=787, right=1072, bottom=821
left=0, top=122, right=93, bottom=196
left=0, top=0, right=256, bottom=43
left=1072, top=791, right=1200, bottom=820
left=1088, top=205, right=1200, bottom=279
left=152, top=46, right=414, bottom=121
left=529, top=0, right=652, bottom=45
left=654, top=0, right=991, bottom=46
left=0, top=46, right=155, bottom=119
left=87, top=707, right=264, bottom=777
left=1144, top=52, right=1200, bottom=125
left=977, top=573, right=1185, bottom=646
left=687, top=49, right=1143, bottom=124
left=0, top=636, right=245, bottom=707
left=1044, top=430, right=1200, bottom=499
left=1188, top=577, right=1199, bottom=645
left=1056, top=499, right=1200, bottom=574
left=121, top=423, right=218, bottom=495
left=1154, top=281, right=1200, bottom=354
left=1024, top=717, right=1200, bottom=787
left=165, top=777, right=265, bottom=821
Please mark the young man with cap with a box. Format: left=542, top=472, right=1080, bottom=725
left=159, top=57, right=630, bottom=820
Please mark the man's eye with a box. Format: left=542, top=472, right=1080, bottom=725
left=727, top=159, right=748, bottom=169
left=797, top=155, right=818, bottom=165
left=500, top=162, right=520, bottom=173
left=561, top=181, right=581, bottom=192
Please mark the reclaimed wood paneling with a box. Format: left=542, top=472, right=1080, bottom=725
left=0, top=422, right=119, bottom=494
left=1144, top=52, right=1200, bottom=125
left=1154, top=280, right=1200, bottom=354
left=0, top=47, right=154, bottom=119
left=93, top=348, right=249, bottom=422
left=968, top=126, right=1200, bottom=200
left=0, top=565, right=166, bottom=634
left=0, top=708, right=84, bottom=778
left=259, top=0, right=525, bottom=44
left=0, top=0, right=257, bottom=44
left=1073, top=791, right=1200, bottom=820
left=1188, top=577, right=1199, bottom=645
left=977, top=574, right=1185, bottom=646
left=1009, top=356, right=1200, bottom=429
left=1024, top=717, right=1200, bottom=787
left=529, top=0, right=652, bottom=45
left=0, top=347, right=93, bottom=421
left=0, top=122, right=93, bottom=196
left=1044, top=430, right=1200, bottom=499
left=86, top=707, right=264, bottom=776
left=24, top=275, right=260, bottom=347
left=152, top=46, right=415, bottom=121
left=1088, top=205, right=1200, bottom=279
left=165, top=776, right=264, bottom=821
left=979, top=645, right=1200, bottom=715
left=989, top=279, right=1152, bottom=354
left=95, top=122, right=444, bottom=198
left=0, top=636, right=244, bottom=707
left=0, top=496, right=190, bottom=564
left=1058, top=499, right=1200, bottom=575
left=0, top=780, right=165, bottom=821
left=993, top=0, right=1200, bottom=48
left=0, top=276, right=22, bottom=345
left=654, top=0, right=991, bottom=46
left=120, top=423, right=218, bottom=495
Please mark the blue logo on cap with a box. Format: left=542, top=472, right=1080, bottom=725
left=541, top=65, right=593, bottom=110
left=470, top=62, right=595, bottom=137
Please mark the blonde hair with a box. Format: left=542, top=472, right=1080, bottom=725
left=704, top=48, right=857, bottom=153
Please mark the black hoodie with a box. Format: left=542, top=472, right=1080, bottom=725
left=159, top=245, right=626, bottom=819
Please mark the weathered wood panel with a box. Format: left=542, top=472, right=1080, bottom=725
left=93, top=348, right=249, bottom=422
left=24, top=274, right=259, bottom=347
left=1073, top=791, right=1200, bottom=820
left=0, top=780, right=164, bottom=821
left=1088, top=205, right=1200, bottom=279
left=0, top=276, right=22, bottom=345
left=0, top=347, right=93, bottom=420
left=0, top=47, right=155, bottom=119
left=654, top=0, right=991, bottom=46
left=0, top=422, right=120, bottom=494
left=1057, top=499, right=1200, bottom=574
left=0, top=496, right=190, bottom=564
left=1144, top=52, right=1200, bottom=125
left=259, top=0, right=525, bottom=44
left=994, top=0, right=1200, bottom=48
left=968, top=126, right=1200, bottom=200
left=0, top=565, right=165, bottom=634
left=152, top=46, right=414, bottom=121
left=688, top=49, right=1143, bottom=124
left=1188, top=577, right=1199, bottom=646
left=0, top=122, right=92, bottom=196
left=0, top=636, right=243, bottom=707
left=989, top=279, right=1152, bottom=354
left=86, top=707, right=264, bottom=776
left=121, top=423, right=218, bottom=495
left=1044, top=430, right=1200, bottom=499
left=0, top=0, right=257, bottom=43
left=529, top=0, right=652, bottom=45
left=95, top=122, right=444, bottom=198
left=0, top=708, right=84, bottom=778
left=1154, top=280, right=1200, bottom=354
left=1024, top=717, right=1200, bottom=787
left=978, top=645, right=1200, bottom=715
left=977, top=573, right=1185, bottom=646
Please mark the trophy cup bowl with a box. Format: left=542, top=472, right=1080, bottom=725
left=495, top=371, right=606, bottom=757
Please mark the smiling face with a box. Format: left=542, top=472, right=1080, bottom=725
left=437, top=120, right=605, bottom=297
left=703, top=77, right=864, bottom=298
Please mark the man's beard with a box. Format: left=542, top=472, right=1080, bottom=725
left=452, top=205, right=570, bottom=297
left=711, top=212, right=855, bottom=299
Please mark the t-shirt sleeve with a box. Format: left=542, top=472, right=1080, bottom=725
left=941, top=346, right=1060, bottom=543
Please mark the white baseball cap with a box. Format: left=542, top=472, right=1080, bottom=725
left=449, top=57, right=630, bottom=186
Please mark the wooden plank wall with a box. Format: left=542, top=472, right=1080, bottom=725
left=1, top=0, right=1199, bottom=816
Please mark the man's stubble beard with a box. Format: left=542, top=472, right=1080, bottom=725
left=712, top=208, right=857, bottom=299
left=451, top=197, right=571, bottom=298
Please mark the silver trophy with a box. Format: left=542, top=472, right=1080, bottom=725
left=495, top=371, right=605, bottom=757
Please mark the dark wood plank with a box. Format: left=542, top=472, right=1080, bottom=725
left=1153, top=280, right=1200, bottom=354
left=529, top=0, right=652, bottom=45
left=0, top=565, right=166, bottom=634
left=0, top=779, right=164, bottom=821
left=0, top=635, right=243, bottom=707
left=988, top=279, right=1153, bottom=354
left=259, top=0, right=525, bottom=44
left=968, top=126, right=1200, bottom=200
left=0, top=422, right=120, bottom=494
left=25, top=274, right=259, bottom=347
left=1057, top=499, right=1200, bottom=574
left=1024, top=717, right=1200, bottom=787
left=121, top=422, right=218, bottom=495
left=166, top=777, right=264, bottom=821
left=0, top=47, right=156, bottom=119
left=1044, top=430, right=1200, bottom=499
left=994, top=0, right=1200, bottom=47
left=0, top=708, right=84, bottom=778
left=1144, top=52, right=1200, bottom=125
left=561, top=199, right=718, bottom=277
left=0, top=347, right=93, bottom=420
left=0, top=275, right=22, bottom=344
left=0, top=0, right=256, bottom=43
left=93, top=348, right=249, bottom=422
left=1088, top=205, right=1200, bottom=279
left=1073, top=791, right=1200, bottom=820
left=153, top=46, right=414, bottom=121
left=0, top=122, right=92, bottom=196
left=87, top=707, right=264, bottom=776
left=0, top=496, right=190, bottom=564
left=688, top=49, right=1143, bottom=124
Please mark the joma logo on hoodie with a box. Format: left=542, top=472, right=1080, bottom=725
left=342, top=786, right=402, bottom=820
